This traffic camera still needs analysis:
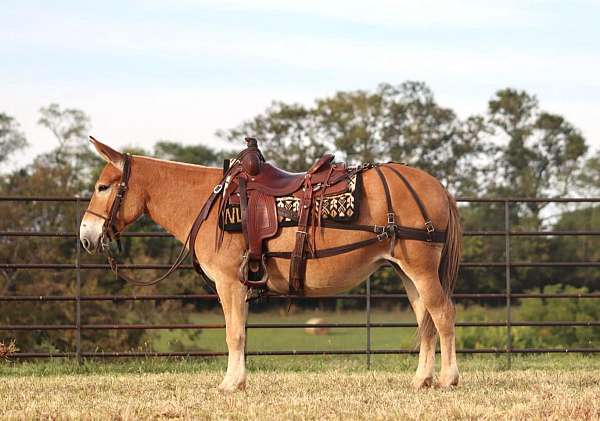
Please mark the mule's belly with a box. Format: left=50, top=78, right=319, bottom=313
left=266, top=250, right=385, bottom=295
left=260, top=224, right=387, bottom=294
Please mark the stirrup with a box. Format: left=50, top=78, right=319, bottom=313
left=238, top=251, right=269, bottom=288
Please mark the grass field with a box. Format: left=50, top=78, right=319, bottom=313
left=146, top=307, right=508, bottom=354
left=3, top=308, right=599, bottom=419
left=149, top=309, right=421, bottom=353
left=1, top=355, right=599, bottom=420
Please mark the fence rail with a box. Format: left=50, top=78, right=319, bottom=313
left=1, top=196, right=599, bottom=367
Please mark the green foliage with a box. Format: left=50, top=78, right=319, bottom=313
left=487, top=88, right=587, bottom=204
left=154, top=141, right=220, bottom=166
left=217, top=102, right=328, bottom=172
left=514, top=285, right=600, bottom=348
left=577, top=151, right=600, bottom=197
left=457, top=285, right=600, bottom=349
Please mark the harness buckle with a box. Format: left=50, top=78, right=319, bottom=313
left=387, top=213, right=396, bottom=225
left=377, top=230, right=390, bottom=241
left=213, top=184, right=223, bottom=194
left=425, top=220, right=435, bottom=233
left=377, top=228, right=391, bottom=241
left=373, top=225, right=385, bottom=235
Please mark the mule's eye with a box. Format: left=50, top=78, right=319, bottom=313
left=98, top=184, right=110, bottom=192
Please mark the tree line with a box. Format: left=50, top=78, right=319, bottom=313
left=0, top=81, right=598, bottom=353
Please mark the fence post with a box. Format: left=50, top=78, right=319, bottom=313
left=75, top=197, right=82, bottom=364
left=504, top=200, right=512, bottom=368
left=366, top=275, right=372, bottom=369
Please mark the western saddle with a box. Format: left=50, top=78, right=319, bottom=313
left=188, top=137, right=446, bottom=295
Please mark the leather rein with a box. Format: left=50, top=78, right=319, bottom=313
left=85, top=154, right=194, bottom=287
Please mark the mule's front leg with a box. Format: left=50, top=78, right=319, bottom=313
left=216, top=281, right=248, bottom=393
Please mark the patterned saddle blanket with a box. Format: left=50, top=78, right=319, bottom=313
left=221, top=173, right=362, bottom=232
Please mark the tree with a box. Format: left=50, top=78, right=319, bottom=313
left=377, top=82, right=492, bottom=193
left=217, top=102, right=328, bottom=172
left=486, top=89, right=587, bottom=203
left=219, top=82, right=492, bottom=194
left=575, top=151, right=600, bottom=197
left=0, top=113, right=27, bottom=167
left=37, top=104, right=96, bottom=192
left=153, top=141, right=220, bottom=166
left=315, top=88, right=384, bottom=163
left=38, top=104, right=91, bottom=164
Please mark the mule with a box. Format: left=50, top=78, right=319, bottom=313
left=80, top=137, right=462, bottom=392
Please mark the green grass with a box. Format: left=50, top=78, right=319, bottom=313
left=150, top=309, right=421, bottom=354
left=147, top=306, right=510, bottom=354
left=2, top=353, right=599, bottom=378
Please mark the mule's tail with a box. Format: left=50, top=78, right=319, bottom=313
left=419, top=189, right=463, bottom=339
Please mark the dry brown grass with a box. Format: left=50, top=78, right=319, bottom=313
left=1, top=368, right=599, bottom=420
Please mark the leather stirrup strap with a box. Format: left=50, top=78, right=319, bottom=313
left=289, top=175, right=313, bottom=293
left=239, top=177, right=249, bottom=249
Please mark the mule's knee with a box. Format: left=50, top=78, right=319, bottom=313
left=226, top=331, right=246, bottom=349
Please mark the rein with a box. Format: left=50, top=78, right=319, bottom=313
left=87, top=154, right=195, bottom=287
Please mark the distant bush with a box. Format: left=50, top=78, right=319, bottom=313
left=456, top=305, right=506, bottom=350
left=457, top=284, right=600, bottom=350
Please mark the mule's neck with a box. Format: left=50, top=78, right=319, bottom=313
left=134, top=156, right=222, bottom=244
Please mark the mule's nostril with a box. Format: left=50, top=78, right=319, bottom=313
left=82, top=238, right=91, bottom=251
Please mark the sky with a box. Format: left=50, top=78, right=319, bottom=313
left=2, top=0, right=599, bottom=165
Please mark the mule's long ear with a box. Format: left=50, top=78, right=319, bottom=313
left=89, top=136, right=124, bottom=171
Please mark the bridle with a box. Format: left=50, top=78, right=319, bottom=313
left=84, top=153, right=196, bottom=287
left=85, top=153, right=133, bottom=253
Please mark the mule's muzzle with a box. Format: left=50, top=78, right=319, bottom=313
left=80, top=222, right=101, bottom=254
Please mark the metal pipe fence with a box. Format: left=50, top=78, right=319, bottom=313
left=1, top=196, right=599, bottom=367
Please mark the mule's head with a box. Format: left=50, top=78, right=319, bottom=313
left=80, top=137, right=146, bottom=253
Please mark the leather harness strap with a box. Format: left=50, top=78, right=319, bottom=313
left=383, top=164, right=436, bottom=241
left=289, top=173, right=314, bottom=292
left=92, top=145, right=445, bottom=296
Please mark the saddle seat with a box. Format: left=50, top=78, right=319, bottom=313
left=245, top=154, right=338, bottom=196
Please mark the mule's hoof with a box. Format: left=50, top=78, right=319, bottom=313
left=218, top=380, right=246, bottom=394
left=412, top=376, right=433, bottom=390
left=437, top=373, right=459, bottom=389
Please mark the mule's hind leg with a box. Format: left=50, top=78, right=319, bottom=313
left=409, top=270, right=458, bottom=387
left=392, top=264, right=437, bottom=389
left=216, top=280, right=249, bottom=393
left=391, top=244, right=459, bottom=388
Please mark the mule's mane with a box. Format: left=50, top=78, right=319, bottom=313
left=133, top=155, right=218, bottom=171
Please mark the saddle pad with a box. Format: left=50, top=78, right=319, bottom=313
left=222, top=173, right=362, bottom=232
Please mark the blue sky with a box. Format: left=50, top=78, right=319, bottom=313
left=2, top=0, right=599, bottom=163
